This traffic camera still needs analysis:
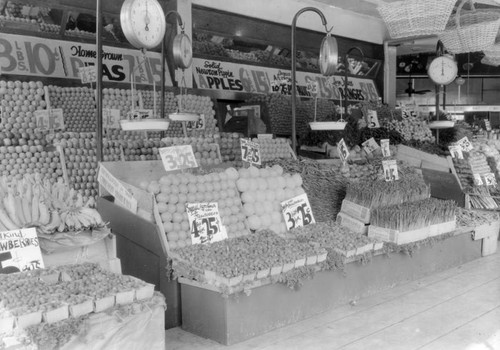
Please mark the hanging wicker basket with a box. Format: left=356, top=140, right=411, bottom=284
left=438, top=0, right=500, bottom=54
left=377, top=0, right=456, bottom=39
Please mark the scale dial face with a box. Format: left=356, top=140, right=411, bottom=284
left=173, top=33, right=193, bottom=69
left=428, top=55, right=458, bottom=86
left=319, top=35, right=338, bottom=76
left=120, top=0, right=166, bottom=50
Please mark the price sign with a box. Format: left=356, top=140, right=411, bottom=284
left=448, top=145, right=464, bottom=159
left=473, top=174, right=484, bottom=186
left=78, top=66, right=97, bottom=85
left=306, top=81, right=319, bottom=96
left=240, top=138, right=261, bottom=165
left=337, top=138, right=349, bottom=164
left=380, top=139, right=391, bottom=157
left=362, top=137, right=380, bottom=154
left=382, top=159, right=399, bottom=182
left=97, top=164, right=138, bottom=213
left=401, top=107, right=418, bottom=119
left=159, top=145, right=198, bottom=172
left=366, top=109, right=380, bottom=128
left=485, top=120, right=492, bottom=131
left=483, top=173, right=497, bottom=187
left=457, top=137, right=473, bottom=152
left=186, top=114, right=205, bottom=130
left=34, top=109, right=65, bottom=131
left=0, top=228, right=44, bottom=274
left=103, top=108, right=121, bottom=129
left=281, top=193, right=315, bottom=231
left=186, top=202, right=227, bottom=244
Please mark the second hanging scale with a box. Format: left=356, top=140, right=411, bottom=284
left=119, top=0, right=199, bottom=133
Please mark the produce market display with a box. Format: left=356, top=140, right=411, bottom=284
left=48, top=86, right=96, bottom=132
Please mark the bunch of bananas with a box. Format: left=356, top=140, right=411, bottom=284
left=0, top=175, right=105, bottom=234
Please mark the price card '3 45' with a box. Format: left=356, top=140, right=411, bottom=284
left=159, top=145, right=198, bottom=172
left=281, top=193, right=315, bottom=231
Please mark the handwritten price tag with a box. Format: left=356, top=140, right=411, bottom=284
left=306, top=81, right=319, bottom=96
left=97, top=164, right=138, bottom=213
left=34, top=109, right=65, bottom=131
left=457, top=137, right=473, bottom=152
left=0, top=228, right=44, bottom=274
left=485, top=120, right=492, bottom=131
left=186, top=202, right=227, bottom=244
left=78, top=65, right=97, bottom=85
left=362, top=137, right=380, bottom=154
left=448, top=145, right=464, bottom=159
left=483, top=173, right=497, bottom=187
left=281, top=193, right=315, bottom=231
left=186, top=114, right=205, bottom=130
left=366, top=109, right=380, bottom=128
left=382, top=159, right=399, bottom=182
left=473, top=174, right=484, bottom=186
left=338, top=138, right=349, bottom=164
left=103, top=108, right=121, bottom=129
left=240, top=138, right=261, bottom=165
left=159, top=145, right=198, bottom=172
left=380, top=139, right=391, bottom=157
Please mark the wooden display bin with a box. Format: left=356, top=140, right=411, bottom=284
left=180, top=231, right=482, bottom=345
left=97, top=197, right=181, bottom=329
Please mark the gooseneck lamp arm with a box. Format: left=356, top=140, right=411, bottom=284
left=161, top=11, right=185, bottom=119
left=344, top=47, right=364, bottom=116
left=291, top=7, right=329, bottom=154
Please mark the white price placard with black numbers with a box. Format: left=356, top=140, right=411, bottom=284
left=380, top=139, right=391, bottom=158
left=366, top=109, right=380, bottom=129
left=35, top=109, right=65, bottom=131
left=456, top=137, right=473, bottom=152
left=186, top=202, right=227, bottom=244
left=78, top=65, right=97, bottom=85
left=473, top=174, right=483, bottom=186
left=448, top=145, right=464, bottom=159
left=362, top=137, right=380, bottom=155
left=159, top=145, right=198, bottom=172
left=382, top=159, right=399, bottom=182
left=186, top=114, right=205, bottom=130
left=103, top=108, right=121, bottom=129
left=240, top=138, right=261, bottom=165
left=483, top=173, right=497, bottom=187
left=337, top=138, right=349, bottom=164
left=281, top=193, right=315, bottom=231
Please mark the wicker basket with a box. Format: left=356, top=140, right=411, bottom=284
left=438, top=0, right=500, bottom=54
left=377, top=0, right=456, bottom=39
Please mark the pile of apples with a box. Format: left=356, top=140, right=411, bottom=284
left=144, top=168, right=248, bottom=249
left=102, top=88, right=139, bottom=121
left=122, top=137, right=163, bottom=161
left=48, top=86, right=96, bottom=132
left=237, top=165, right=305, bottom=235
left=51, top=132, right=98, bottom=197
left=176, top=94, right=218, bottom=137
left=141, top=90, right=178, bottom=117
left=219, top=132, right=242, bottom=162
left=256, top=137, right=293, bottom=162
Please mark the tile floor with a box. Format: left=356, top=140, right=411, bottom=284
left=165, top=243, right=500, bottom=350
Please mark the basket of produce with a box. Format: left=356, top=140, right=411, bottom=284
left=438, top=0, right=500, bottom=54
left=377, top=0, right=456, bottom=39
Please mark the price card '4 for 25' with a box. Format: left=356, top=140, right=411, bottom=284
left=281, top=193, right=316, bottom=231
left=240, top=138, right=261, bottom=165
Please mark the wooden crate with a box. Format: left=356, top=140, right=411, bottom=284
left=472, top=220, right=500, bottom=240
left=336, top=212, right=369, bottom=235
left=340, top=200, right=370, bottom=224
left=368, top=221, right=456, bottom=245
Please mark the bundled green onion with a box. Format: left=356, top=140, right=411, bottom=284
left=371, top=198, right=456, bottom=232
left=344, top=176, right=430, bottom=209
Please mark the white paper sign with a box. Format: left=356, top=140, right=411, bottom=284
left=159, top=145, right=198, bottom=172
left=97, top=164, right=138, bottom=213
left=185, top=202, right=227, bottom=244
left=485, top=120, right=492, bottom=131
left=186, top=114, right=205, bottom=130
left=483, top=173, right=497, bottom=187
left=382, top=159, right=399, bottom=182
left=457, top=137, right=473, bottom=152
left=78, top=65, right=97, bottom=85
left=380, top=139, right=391, bottom=157
left=362, top=137, right=380, bottom=154
left=281, top=193, right=315, bottom=231
left=366, top=109, right=380, bottom=128
left=448, top=145, right=464, bottom=159
left=338, top=138, right=349, bottom=164
left=35, top=109, right=65, bottom=131
left=473, top=174, right=484, bottom=186
left=240, top=138, right=261, bottom=165
left=0, top=228, right=44, bottom=274
left=103, top=108, right=121, bottom=129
